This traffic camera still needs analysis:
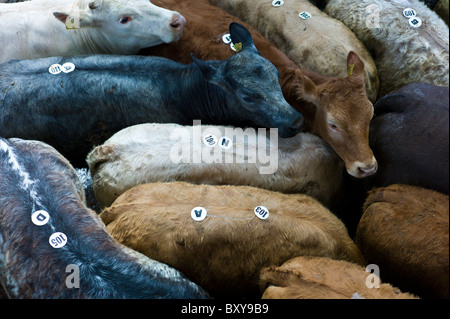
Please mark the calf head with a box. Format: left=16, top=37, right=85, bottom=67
left=191, top=22, right=304, bottom=138
left=53, top=0, right=186, bottom=53
left=298, top=52, right=377, bottom=178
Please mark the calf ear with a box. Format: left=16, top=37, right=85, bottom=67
left=295, top=70, right=318, bottom=104
left=53, top=12, right=70, bottom=24
left=346, top=51, right=365, bottom=78
left=229, top=22, right=259, bottom=54
left=191, top=53, right=224, bottom=85
left=53, top=8, right=94, bottom=28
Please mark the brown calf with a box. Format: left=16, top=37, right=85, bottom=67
left=357, top=184, right=449, bottom=299
left=100, top=182, right=365, bottom=298
left=144, top=0, right=377, bottom=178
left=260, top=256, right=418, bottom=299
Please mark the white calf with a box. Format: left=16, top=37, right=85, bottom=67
left=87, top=123, right=345, bottom=208
left=0, top=0, right=185, bottom=62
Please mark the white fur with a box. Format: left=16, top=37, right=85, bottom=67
left=325, top=0, right=449, bottom=98
left=87, top=123, right=345, bottom=208
left=0, top=0, right=184, bottom=62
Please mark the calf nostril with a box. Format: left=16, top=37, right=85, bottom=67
left=290, top=116, right=304, bottom=132
left=170, top=15, right=186, bottom=31
left=358, top=164, right=377, bottom=176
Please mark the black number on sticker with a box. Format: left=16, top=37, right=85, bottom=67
left=52, top=234, right=65, bottom=245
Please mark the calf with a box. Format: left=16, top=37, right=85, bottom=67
left=0, top=22, right=303, bottom=167
left=0, top=0, right=185, bottom=62
left=87, top=123, right=345, bottom=208
left=367, top=82, right=449, bottom=195
left=100, top=182, right=366, bottom=298
left=357, top=184, right=449, bottom=299
left=0, top=137, right=209, bottom=298
left=260, top=256, right=418, bottom=299
left=144, top=0, right=377, bottom=178
left=325, top=0, right=449, bottom=98
left=208, top=0, right=379, bottom=102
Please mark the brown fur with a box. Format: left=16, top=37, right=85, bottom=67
left=357, top=184, right=449, bottom=299
left=100, top=182, right=365, bottom=298
left=143, top=0, right=377, bottom=178
left=260, top=256, right=418, bottom=299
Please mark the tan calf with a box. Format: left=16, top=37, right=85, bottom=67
left=260, top=256, right=418, bottom=299
left=208, top=0, right=379, bottom=102
left=325, top=0, right=449, bottom=98
left=100, top=182, right=365, bottom=298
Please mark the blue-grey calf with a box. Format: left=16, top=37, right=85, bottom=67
left=0, top=136, right=210, bottom=299
left=0, top=22, right=303, bottom=167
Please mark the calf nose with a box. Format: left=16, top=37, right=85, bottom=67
left=357, top=162, right=378, bottom=177
left=278, top=114, right=305, bottom=138
left=288, top=116, right=305, bottom=135
left=170, top=14, right=186, bottom=32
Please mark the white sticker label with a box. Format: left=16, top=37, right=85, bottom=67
left=48, top=64, right=62, bottom=75
left=219, top=136, right=232, bottom=149
left=61, top=62, right=75, bottom=73
left=49, top=232, right=68, bottom=248
left=191, top=207, right=207, bottom=222
left=272, top=0, right=284, bottom=7
left=230, top=43, right=237, bottom=52
left=408, top=16, right=422, bottom=28
left=203, top=134, right=218, bottom=147
left=403, top=8, right=417, bottom=18
left=299, top=11, right=312, bottom=20
left=222, top=33, right=232, bottom=44
left=254, top=206, right=269, bottom=220
left=31, top=210, right=50, bottom=226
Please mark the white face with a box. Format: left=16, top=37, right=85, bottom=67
left=78, top=0, right=186, bottom=52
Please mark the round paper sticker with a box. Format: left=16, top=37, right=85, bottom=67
left=222, top=33, right=232, bottom=44
left=203, top=134, right=218, bottom=147
left=48, top=64, right=62, bottom=75
left=272, top=0, right=284, bottom=7
left=61, top=62, right=75, bottom=73
left=31, top=210, right=50, bottom=226
left=408, top=16, right=422, bottom=28
left=254, top=206, right=269, bottom=220
left=49, top=232, right=68, bottom=248
left=403, top=8, right=417, bottom=18
left=191, top=207, right=207, bottom=222
left=299, top=11, right=312, bottom=20
left=219, top=136, right=232, bottom=149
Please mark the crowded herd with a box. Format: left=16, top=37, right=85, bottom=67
left=0, top=0, right=448, bottom=300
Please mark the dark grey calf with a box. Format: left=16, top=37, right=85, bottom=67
left=368, top=82, right=449, bottom=195
left=0, top=136, right=210, bottom=299
left=0, top=23, right=303, bottom=167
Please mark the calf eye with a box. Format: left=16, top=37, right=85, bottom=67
left=119, top=16, right=132, bottom=24
left=243, top=96, right=255, bottom=103
left=328, top=122, right=339, bottom=132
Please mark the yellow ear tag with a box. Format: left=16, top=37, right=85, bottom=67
left=234, top=42, right=243, bottom=52
left=347, top=64, right=355, bottom=76
left=65, top=15, right=80, bottom=30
